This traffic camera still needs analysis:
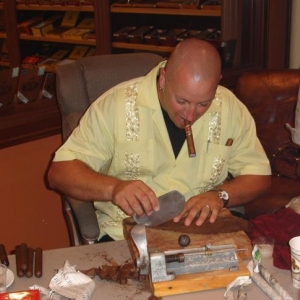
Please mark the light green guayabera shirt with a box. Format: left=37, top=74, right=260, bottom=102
left=53, top=61, right=271, bottom=240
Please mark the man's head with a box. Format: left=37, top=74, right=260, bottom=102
left=157, top=38, right=222, bottom=128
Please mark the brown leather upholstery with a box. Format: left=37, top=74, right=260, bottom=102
left=235, top=69, right=300, bottom=218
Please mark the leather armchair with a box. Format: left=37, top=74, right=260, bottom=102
left=235, top=69, right=300, bottom=219
left=55, top=53, right=163, bottom=245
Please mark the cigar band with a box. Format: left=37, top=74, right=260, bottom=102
left=185, top=127, right=192, bottom=135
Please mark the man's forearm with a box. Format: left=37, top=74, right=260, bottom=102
left=47, top=159, right=119, bottom=201
left=218, top=174, right=271, bottom=207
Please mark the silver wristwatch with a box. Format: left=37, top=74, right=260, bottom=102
left=210, top=188, right=229, bottom=207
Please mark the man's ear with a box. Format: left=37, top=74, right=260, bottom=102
left=158, top=67, right=166, bottom=90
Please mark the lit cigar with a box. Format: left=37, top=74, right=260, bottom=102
left=184, top=120, right=196, bottom=157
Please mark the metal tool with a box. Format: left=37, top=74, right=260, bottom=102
left=131, top=224, right=241, bottom=283
left=133, top=190, right=185, bottom=227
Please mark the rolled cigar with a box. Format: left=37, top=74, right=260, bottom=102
left=19, top=243, right=28, bottom=272
left=0, top=244, right=9, bottom=267
left=15, top=246, right=24, bottom=277
left=259, top=265, right=292, bottom=300
left=35, top=247, right=43, bottom=278
left=25, top=247, right=34, bottom=278
left=184, top=120, right=196, bottom=157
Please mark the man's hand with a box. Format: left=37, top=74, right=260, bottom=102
left=111, top=180, right=160, bottom=217
left=173, top=191, right=223, bottom=226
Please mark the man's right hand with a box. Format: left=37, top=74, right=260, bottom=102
left=111, top=180, right=160, bottom=217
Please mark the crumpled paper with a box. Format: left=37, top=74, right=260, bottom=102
left=48, top=260, right=95, bottom=300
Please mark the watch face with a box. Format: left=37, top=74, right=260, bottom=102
left=220, top=191, right=229, bottom=200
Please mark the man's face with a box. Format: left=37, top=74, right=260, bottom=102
left=158, top=68, right=218, bottom=128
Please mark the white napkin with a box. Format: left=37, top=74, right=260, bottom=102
left=49, top=260, right=95, bottom=300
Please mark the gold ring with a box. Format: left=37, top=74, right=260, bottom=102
left=204, top=204, right=211, bottom=211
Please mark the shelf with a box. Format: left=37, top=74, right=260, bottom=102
left=110, top=7, right=221, bottom=16
left=0, top=61, right=9, bottom=67
left=112, top=41, right=173, bottom=52
left=19, top=34, right=96, bottom=46
left=0, top=105, right=61, bottom=149
left=16, top=4, right=94, bottom=12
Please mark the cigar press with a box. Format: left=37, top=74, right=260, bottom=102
left=131, top=224, right=240, bottom=283
left=133, top=190, right=185, bottom=227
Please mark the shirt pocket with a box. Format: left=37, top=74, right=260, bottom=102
left=112, top=139, right=155, bottom=179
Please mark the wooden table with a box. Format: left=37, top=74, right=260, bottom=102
left=6, top=241, right=299, bottom=299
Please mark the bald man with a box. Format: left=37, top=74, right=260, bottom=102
left=48, top=39, right=271, bottom=241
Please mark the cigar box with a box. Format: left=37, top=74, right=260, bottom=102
left=38, top=72, right=57, bottom=106
left=60, top=11, right=80, bottom=28
left=45, top=11, right=80, bottom=37
left=181, top=0, right=200, bottom=9
left=31, top=15, right=62, bottom=37
left=62, top=28, right=92, bottom=40
left=83, top=29, right=96, bottom=40
left=50, top=0, right=66, bottom=5
left=80, top=0, right=94, bottom=5
left=159, top=28, right=187, bottom=46
left=77, top=18, right=95, bottom=30
left=68, top=45, right=90, bottom=59
left=38, top=0, right=52, bottom=4
left=18, top=17, right=43, bottom=35
left=26, top=0, right=40, bottom=4
left=200, top=0, right=221, bottom=10
left=85, top=46, right=96, bottom=57
left=49, top=48, right=71, bottom=60
left=0, top=290, right=40, bottom=300
left=113, top=26, right=137, bottom=42
left=131, top=0, right=157, bottom=7
left=44, top=27, right=69, bottom=38
left=155, top=0, right=185, bottom=8
left=22, top=42, right=55, bottom=66
left=111, top=0, right=134, bottom=7
left=14, top=67, right=45, bottom=112
left=194, top=28, right=218, bottom=40
left=144, top=28, right=168, bottom=45
left=128, top=25, right=154, bottom=43
left=176, top=29, right=201, bottom=42
left=66, top=0, right=81, bottom=5
left=0, top=67, right=19, bottom=116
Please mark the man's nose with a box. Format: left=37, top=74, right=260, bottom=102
left=185, top=105, right=197, bottom=123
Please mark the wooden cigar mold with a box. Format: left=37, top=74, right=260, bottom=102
left=15, top=244, right=43, bottom=278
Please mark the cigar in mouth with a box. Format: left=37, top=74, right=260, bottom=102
left=184, top=119, right=196, bottom=157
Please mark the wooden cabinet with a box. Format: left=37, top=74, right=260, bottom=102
left=0, top=0, right=291, bottom=149
left=0, top=0, right=111, bottom=149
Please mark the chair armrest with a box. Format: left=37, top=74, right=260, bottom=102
left=63, top=197, right=100, bottom=245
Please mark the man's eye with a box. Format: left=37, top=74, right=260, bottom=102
left=177, top=100, right=186, bottom=105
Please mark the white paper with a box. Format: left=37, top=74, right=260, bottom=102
left=49, top=260, right=95, bottom=300
left=247, top=261, right=283, bottom=300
